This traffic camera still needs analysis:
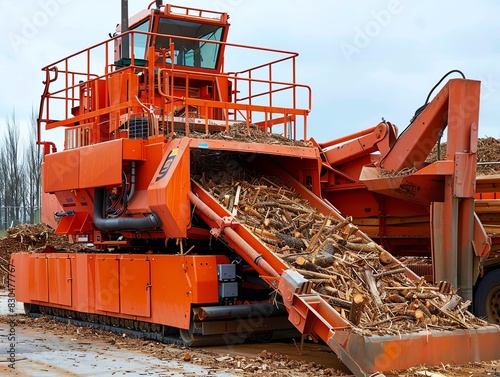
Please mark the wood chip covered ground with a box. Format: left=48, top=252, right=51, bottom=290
left=1, top=312, right=499, bottom=377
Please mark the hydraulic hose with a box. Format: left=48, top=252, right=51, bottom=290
left=93, top=187, right=162, bottom=231
left=127, top=161, right=136, bottom=202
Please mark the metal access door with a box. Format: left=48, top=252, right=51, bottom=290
left=119, top=257, right=151, bottom=318
left=47, top=255, right=72, bottom=306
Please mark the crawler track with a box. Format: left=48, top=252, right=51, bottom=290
left=26, top=304, right=299, bottom=347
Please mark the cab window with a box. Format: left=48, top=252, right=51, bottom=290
left=155, top=18, right=224, bottom=69
left=132, top=20, right=150, bottom=59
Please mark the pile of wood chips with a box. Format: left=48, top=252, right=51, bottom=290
left=0, top=223, right=83, bottom=289
left=427, top=136, right=500, bottom=175
left=189, top=123, right=313, bottom=147
left=192, top=151, right=488, bottom=335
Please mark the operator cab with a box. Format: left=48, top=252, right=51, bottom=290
left=116, top=4, right=229, bottom=73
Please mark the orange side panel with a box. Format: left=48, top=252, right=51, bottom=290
left=10, top=254, right=30, bottom=304
left=150, top=255, right=191, bottom=329
left=14, top=253, right=220, bottom=328
left=123, top=139, right=146, bottom=161
left=79, top=140, right=123, bottom=188
left=108, top=71, right=127, bottom=106
left=54, top=211, right=92, bottom=235
left=41, top=192, right=62, bottom=230
left=108, top=69, right=138, bottom=107
left=47, top=255, right=72, bottom=306
left=43, top=150, right=80, bottom=192
left=185, top=256, right=220, bottom=303
left=119, top=257, right=151, bottom=317
left=148, top=138, right=191, bottom=238
left=150, top=255, right=218, bottom=329
left=126, top=189, right=149, bottom=212
left=92, top=79, right=107, bottom=111
left=95, top=256, right=120, bottom=313
left=29, top=255, right=49, bottom=302
left=72, top=254, right=95, bottom=314
left=140, top=144, right=165, bottom=189
left=477, top=193, right=495, bottom=199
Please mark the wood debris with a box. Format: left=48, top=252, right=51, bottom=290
left=192, top=150, right=488, bottom=335
left=189, top=123, right=314, bottom=148
left=426, top=136, right=500, bottom=175
left=0, top=223, right=85, bottom=288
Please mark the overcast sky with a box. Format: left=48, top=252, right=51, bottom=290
left=1, top=0, right=499, bottom=148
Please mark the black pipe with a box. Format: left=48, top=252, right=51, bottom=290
left=198, top=303, right=287, bottom=321
left=127, top=161, right=136, bottom=202
left=93, top=187, right=161, bottom=231
left=121, top=0, right=129, bottom=59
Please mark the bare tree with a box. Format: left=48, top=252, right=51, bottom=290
left=24, top=111, right=43, bottom=223
left=1, top=113, right=23, bottom=228
left=0, top=111, right=43, bottom=229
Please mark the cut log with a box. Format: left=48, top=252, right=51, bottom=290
left=324, top=285, right=339, bottom=296
left=306, top=216, right=329, bottom=252
left=329, top=296, right=352, bottom=310
left=343, top=241, right=378, bottom=252
left=431, top=299, right=469, bottom=328
left=276, top=233, right=306, bottom=249
left=295, top=256, right=319, bottom=272
left=252, top=228, right=279, bottom=241
left=379, top=250, right=393, bottom=265
left=438, top=280, right=452, bottom=294
left=312, top=251, right=334, bottom=267
left=320, top=241, right=339, bottom=255
left=417, top=303, right=432, bottom=319
left=231, top=185, right=241, bottom=216
left=341, top=223, right=358, bottom=239
left=296, top=268, right=339, bottom=281
left=364, top=269, right=383, bottom=307
left=244, top=206, right=263, bottom=218
left=417, top=277, right=426, bottom=291
left=410, top=299, right=432, bottom=319
left=333, top=216, right=353, bottom=231
left=384, top=294, right=406, bottom=303
left=414, top=309, right=425, bottom=322
left=348, top=293, right=366, bottom=325
left=406, top=291, right=439, bottom=300
left=441, top=294, right=462, bottom=312
left=373, top=268, right=406, bottom=278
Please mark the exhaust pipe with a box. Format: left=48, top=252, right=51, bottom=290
left=93, top=187, right=161, bottom=231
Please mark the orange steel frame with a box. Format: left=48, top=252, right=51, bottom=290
left=14, top=252, right=226, bottom=330
left=33, top=1, right=311, bottom=237
left=15, top=1, right=319, bottom=345
left=316, top=80, right=497, bottom=293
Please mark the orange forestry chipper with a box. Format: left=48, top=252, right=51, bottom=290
left=10, top=2, right=500, bottom=376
